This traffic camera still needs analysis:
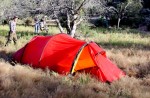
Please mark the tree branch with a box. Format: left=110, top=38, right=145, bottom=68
left=108, top=6, right=119, bottom=14
left=66, top=11, right=71, bottom=33
left=76, top=17, right=83, bottom=25
left=75, top=0, right=88, bottom=14
left=124, top=1, right=132, bottom=11
left=54, top=13, right=64, bottom=33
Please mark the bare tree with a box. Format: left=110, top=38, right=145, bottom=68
left=5, top=0, right=89, bottom=37
left=0, top=0, right=15, bottom=19
left=83, top=0, right=141, bottom=28
left=103, top=0, right=142, bottom=28
left=45, top=0, right=89, bottom=37
left=0, top=0, right=49, bottom=19
left=108, top=0, right=133, bottom=28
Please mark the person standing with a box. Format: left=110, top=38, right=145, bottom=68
left=34, top=16, right=40, bottom=34
left=43, top=16, right=48, bottom=33
left=5, top=16, right=18, bottom=46
left=39, top=18, right=45, bottom=31
left=39, top=16, right=48, bottom=33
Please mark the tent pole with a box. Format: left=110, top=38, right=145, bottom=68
left=70, top=41, right=92, bottom=75
left=20, top=43, right=29, bottom=62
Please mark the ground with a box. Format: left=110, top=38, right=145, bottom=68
left=0, top=25, right=150, bottom=98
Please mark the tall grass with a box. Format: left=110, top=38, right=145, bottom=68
left=0, top=25, right=150, bottom=98
left=0, top=25, right=60, bottom=36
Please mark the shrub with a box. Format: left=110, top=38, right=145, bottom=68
left=147, top=24, right=150, bottom=31
left=2, top=19, right=9, bottom=25
left=25, top=18, right=33, bottom=26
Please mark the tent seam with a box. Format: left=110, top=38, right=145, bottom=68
left=20, top=36, right=39, bottom=63
left=70, top=41, right=92, bottom=74
left=38, top=37, right=52, bottom=66
left=38, top=34, right=62, bottom=66
left=20, top=43, right=29, bottom=63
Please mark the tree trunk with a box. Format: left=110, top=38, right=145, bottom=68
left=66, top=12, right=71, bottom=34
left=69, top=14, right=78, bottom=38
left=70, top=23, right=77, bottom=37
left=56, top=19, right=64, bottom=33
left=117, top=18, right=121, bottom=29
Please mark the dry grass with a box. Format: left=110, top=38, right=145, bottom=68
left=0, top=26, right=150, bottom=98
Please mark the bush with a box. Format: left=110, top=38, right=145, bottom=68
left=25, top=18, right=33, bottom=26
left=2, top=19, right=9, bottom=25
left=147, top=24, right=150, bottom=31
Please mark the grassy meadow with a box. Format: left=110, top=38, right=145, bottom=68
left=0, top=25, right=150, bottom=98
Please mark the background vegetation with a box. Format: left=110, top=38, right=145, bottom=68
left=0, top=0, right=150, bottom=98
left=0, top=0, right=150, bottom=33
left=0, top=25, right=150, bottom=98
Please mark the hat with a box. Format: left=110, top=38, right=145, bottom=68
left=13, top=16, right=18, bottom=19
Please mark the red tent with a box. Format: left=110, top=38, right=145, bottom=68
left=13, top=34, right=125, bottom=82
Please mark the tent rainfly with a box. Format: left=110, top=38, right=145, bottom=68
left=13, top=34, right=125, bottom=82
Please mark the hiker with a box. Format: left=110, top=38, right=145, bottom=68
left=39, top=18, right=45, bottom=31
left=5, top=16, right=18, bottom=46
left=34, top=16, right=40, bottom=34
left=39, top=16, right=48, bottom=33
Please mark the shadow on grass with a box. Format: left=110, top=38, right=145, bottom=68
left=98, top=41, right=150, bottom=50
left=0, top=30, right=52, bottom=37
left=136, top=62, right=150, bottom=78
left=125, top=61, right=150, bottom=78
left=0, top=50, right=15, bottom=65
left=17, top=31, right=51, bottom=37
left=91, top=27, right=150, bottom=38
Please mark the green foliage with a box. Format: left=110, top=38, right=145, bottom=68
left=25, top=17, right=33, bottom=26
left=1, top=19, right=9, bottom=25
left=127, top=0, right=142, bottom=15
left=105, top=0, right=142, bottom=28
left=0, top=25, right=150, bottom=98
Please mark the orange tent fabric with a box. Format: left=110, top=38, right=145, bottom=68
left=13, top=34, right=125, bottom=82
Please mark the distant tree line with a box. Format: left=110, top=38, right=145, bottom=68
left=0, top=0, right=150, bottom=36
